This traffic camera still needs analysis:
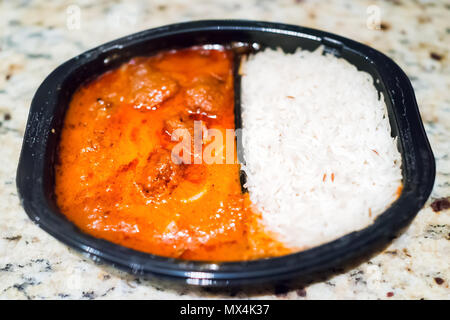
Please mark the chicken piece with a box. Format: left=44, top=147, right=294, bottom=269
left=164, top=115, right=192, bottom=136
left=126, top=62, right=179, bottom=111
left=163, top=115, right=209, bottom=145
left=184, top=76, right=227, bottom=115
left=136, top=149, right=184, bottom=197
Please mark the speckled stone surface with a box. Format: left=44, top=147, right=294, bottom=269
left=0, top=0, right=449, bottom=300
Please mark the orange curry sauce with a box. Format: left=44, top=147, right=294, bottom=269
left=55, top=46, right=291, bottom=261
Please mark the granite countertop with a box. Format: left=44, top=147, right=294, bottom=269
left=0, top=0, right=449, bottom=300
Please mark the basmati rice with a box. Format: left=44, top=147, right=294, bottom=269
left=241, top=47, right=402, bottom=249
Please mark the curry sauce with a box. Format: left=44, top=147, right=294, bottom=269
left=55, top=47, right=291, bottom=261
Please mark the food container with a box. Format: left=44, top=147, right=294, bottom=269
left=16, top=20, right=435, bottom=287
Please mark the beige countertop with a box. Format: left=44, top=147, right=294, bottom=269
left=0, top=0, right=448, bottom=299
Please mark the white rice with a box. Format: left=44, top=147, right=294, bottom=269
left=241, top=47, right=402, bottom=249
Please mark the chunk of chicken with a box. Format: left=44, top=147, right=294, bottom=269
left=126, top=62, right=179, bottom=111
left=163, top=115, right=209, bottom=146
left=184, top=76, right=227, bottom=115
left=137, top=149, right=184, bottom=197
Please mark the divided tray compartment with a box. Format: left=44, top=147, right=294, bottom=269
left=17, top=20, right=435, bottom=287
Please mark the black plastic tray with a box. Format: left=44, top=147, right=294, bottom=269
left=16, top=20, right=435, bottom=287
